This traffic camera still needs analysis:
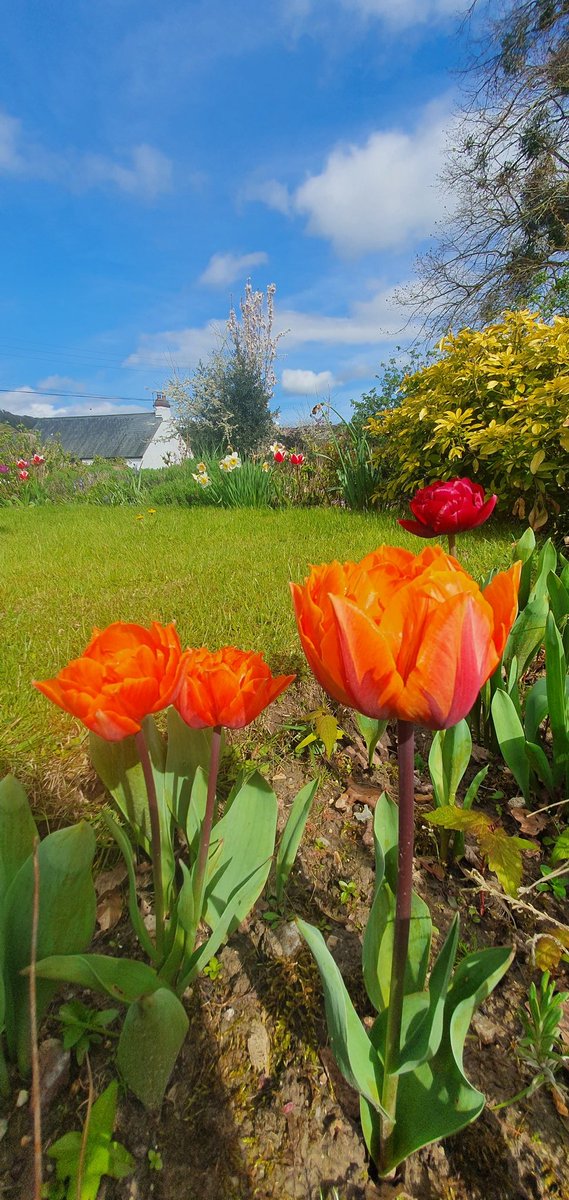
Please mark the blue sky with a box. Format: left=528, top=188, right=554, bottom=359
left=0, top=0, right=474, bottom=427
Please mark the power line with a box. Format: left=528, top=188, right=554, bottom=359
left=0, top=386, right=155, bottom=404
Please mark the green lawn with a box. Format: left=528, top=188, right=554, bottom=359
left=0, top=504, right=515, bottom=786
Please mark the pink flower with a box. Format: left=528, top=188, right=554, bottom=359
left=290, top=453, right=305, bottom=466
left=0, top=464, right=9, bottom=475
left=33, top=454, right=45, bottom=465
left=17, top=459, right=29, bottom=470
left=19, top=469, right=29, bottom=480
left=398, top=478, right=497, bottom=538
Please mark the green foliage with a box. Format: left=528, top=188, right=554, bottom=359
left=36, top=723, right=285, bottom=1108
left=46, top=1080, right=134, bottom=1199
left=366, top=311, right=569, bottom=528
left=428, top=720, right=488, bottom=862
left=425, top=806, right=537, bottom=896
left=496, top=972, right=569, bottom=1108
left=350, top=346, right=433, bottom=428
left=0, top=775, right=96, bottom=1082
left=353, top=713, right=387, bottom=769
left=487, top=534, right=569, bottom=800
left=275, top=779, right=318, bottom=906
left=169, top=282, right=280, bottom=455
left=298, top=793, right=513, bottom=1176
left=313, top=405, right=382, bottom=511
left=58, top=1000, right=118, bottom=1065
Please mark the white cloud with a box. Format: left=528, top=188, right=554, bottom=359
left=80, top=144, right=173, bottom=199
left=339, top=0, right=461, bottom=26
left=293, top=98, right=454, bottom=256
left=199, top=250, right=269, bottom=287
left=278, top=283, right=416, bottom=347
left=241, top=178, right=292, bottom=215
left=124, top=319, right=225, bottom=369
left=0, top=112, right=26, bottom=173
left=126, top=281, right=416, bottom=375
left=283, top=0, right=462, bottom=30
left=281, top=368, right=336, bottom=394
left=0, top=109, right=173, bottom=199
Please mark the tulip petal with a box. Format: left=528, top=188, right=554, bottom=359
left=290, top=581, right=354, bottom=707
left=483, top=561, right=521, bottom=658
left=329, top=596, right=404, bottom=720
left=403, top=593, right=498, bottom=728
left=398, top=519, right=437, bottom=537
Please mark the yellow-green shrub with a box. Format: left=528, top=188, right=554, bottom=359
left=367, top=311, right=569, bottom=528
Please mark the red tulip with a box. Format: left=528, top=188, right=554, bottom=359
left=290, top=453, right=305, bottom=466
left=399, top=478, right=497, bottom=538
left=33, top=453, right=45, bottom=465
left=19, top=470, right=29, bottom=480
left=274, top=450, right=286, bottom=463
left=17, top=459, right=29, bottom=470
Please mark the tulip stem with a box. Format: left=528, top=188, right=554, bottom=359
left=380, top=719, right=415, bottom=1170
left=135, top=729, right=165, bottom=959
left=447, top=532, right=456, bottom=556
left=191, top=725, right=223, bottom=950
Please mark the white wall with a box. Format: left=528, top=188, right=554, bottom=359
left=140, top=418, right=185, bottom=469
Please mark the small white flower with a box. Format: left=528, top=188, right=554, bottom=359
left=193, top=471, right=210, bottom=487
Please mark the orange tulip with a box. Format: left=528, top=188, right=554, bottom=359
left=291, top=545, right=521, bottom=730
left=34, top=620, right=182, bottom=741
left=174, top=646, right=294, bottom=729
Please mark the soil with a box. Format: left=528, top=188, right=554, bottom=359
left=1, top=690, right=569, bottom=1200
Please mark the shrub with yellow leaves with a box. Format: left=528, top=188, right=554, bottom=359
left=366, top=310, right=569, bottom=529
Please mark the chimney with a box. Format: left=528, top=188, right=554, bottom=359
left=153, top=391, right=170, bottom=420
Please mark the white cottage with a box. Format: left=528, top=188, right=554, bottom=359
left=3, top=393, right=185, bottom=469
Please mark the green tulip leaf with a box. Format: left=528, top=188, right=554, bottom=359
left=297, top=918, right=386, bottom=1116
left=102, top=811, right=158, bottom=962
left=372, top=792, right=398, bottom=892
left=33, top=953, right=162, bottom=1003
left=0, top=776, right=38, bottom=898
left=165, top=708, right=216, bottom=831
left=353, top=713, right=387, bottom=768
left=363, top=882, right=431, bottom=1014
left=524, top=676, right=549, bottom=744
left=396, top=916, right=459, bottom=1073
left=491, top=689, right=531, bottom=802
left=117, top=988, right=189, bottom=1110
left=4, top=822, right=96, bottom=1072
left=545, top=612, right=569, bottom=789
left=429, top=721, right=471, bottom=808
left=503, top=593, right=549, bottom=682
left=512, top=526, right=536, bottom=611
left=203, top=770, right=277, bottom=931
left=361, top=944, right=513, bottom=1175
left=275, top=779, right=318, bottom=905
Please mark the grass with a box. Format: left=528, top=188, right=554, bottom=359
left=0, top=504, right=515, bottom=790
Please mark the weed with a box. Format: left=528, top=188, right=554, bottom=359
left=202, top=956, right=223, bottom=982
left=148, top=1148, right=164, bottom=1171
left=58, top=1000, right=119, bottom=1065
left=338, top=879, right=358, bottom=905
